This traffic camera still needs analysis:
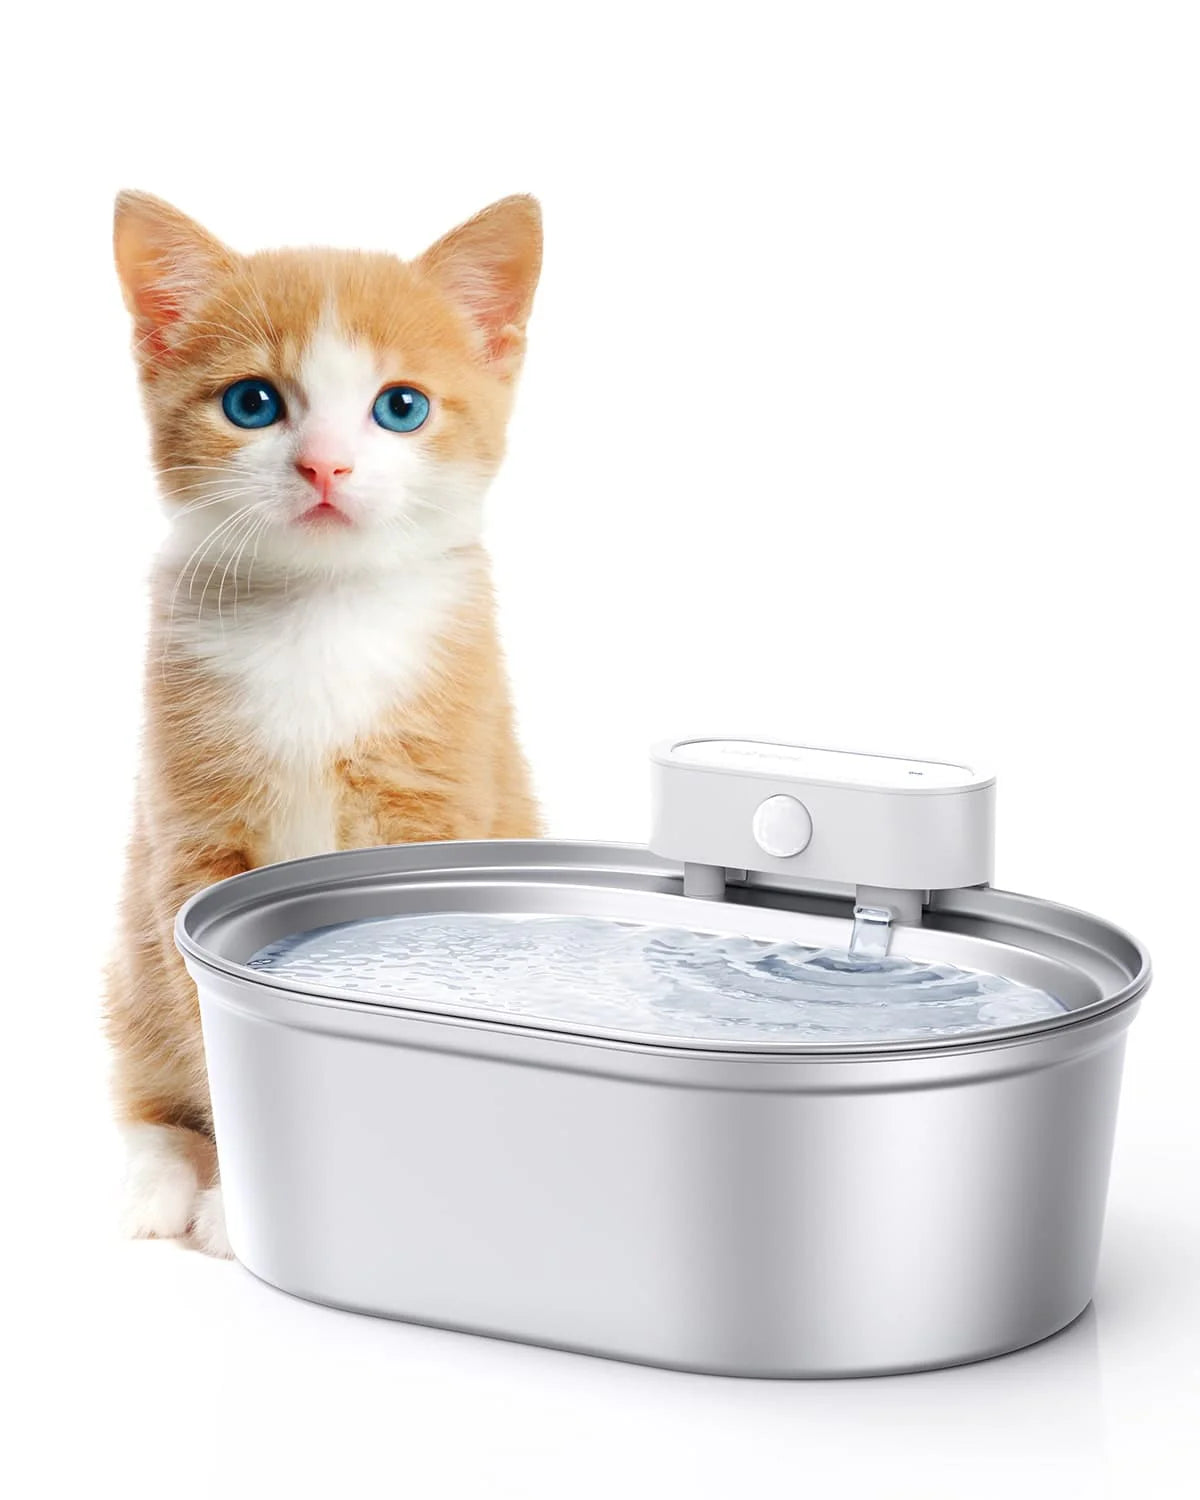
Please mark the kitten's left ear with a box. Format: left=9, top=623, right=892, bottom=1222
left=114, top=191, right=238, bottom=359
left=416, top=195, right=543, bottom=375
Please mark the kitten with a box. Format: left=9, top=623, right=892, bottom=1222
left=107, top=192, right=543, bottom=1256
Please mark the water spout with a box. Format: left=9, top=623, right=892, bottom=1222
left=849, top=904, right=893, bottom=961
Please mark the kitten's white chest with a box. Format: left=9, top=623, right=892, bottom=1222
left=229, top=588, right=436, bottom=762
left=175, top=561, right=470, bottom=858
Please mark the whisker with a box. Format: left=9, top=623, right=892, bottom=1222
left=199, top=512, right=256, bottom=626
left=154, top=464, right=244, bottom=477
left=132, top=319, right=260, bottom=360
left=245, top=278, right=277, bottom=353
left=172, top=504, right=261, bottom=613
left=215, top=508, right=265, bottom=629
left=244, top=514, right=270, bottom=606
left=233, top=514, right=271, bottom=623
left=195, top=288, right=276, bottom=354
left=159, top=502, right=266, bottom=677
left=173, top=485, right=271, bottom=515
left=134, top=299, right=274, bottom=358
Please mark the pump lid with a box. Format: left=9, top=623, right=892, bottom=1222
left=650, top=737, right=995, bottom=892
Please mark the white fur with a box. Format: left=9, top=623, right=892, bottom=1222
left=119, top=1122, right=200, bottom=1242
left=189, top=1186, right=234, bottom=1259
left=177, top=554, right=475, bottom=765
left=120, top=1125, right=233, bottom=1259
left=163, top=552, right=476, bottom=866
left=296, top=320, right=394, bottom=456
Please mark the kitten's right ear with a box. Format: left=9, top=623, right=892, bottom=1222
left=113, top=192, right=237, bottom=359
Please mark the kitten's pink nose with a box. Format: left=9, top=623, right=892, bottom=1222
left=296, top=456, right=353, bottom=498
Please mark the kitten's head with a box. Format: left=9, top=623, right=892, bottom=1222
left=114, top=192, right=541, bottom=578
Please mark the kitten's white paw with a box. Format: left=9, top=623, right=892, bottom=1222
left=120, top=1122, right=200, bottom=1241
left=189, top=1185, right=234, bottom=1260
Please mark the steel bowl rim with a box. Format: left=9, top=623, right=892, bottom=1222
left=176, top=838, right=1151, bottom=1061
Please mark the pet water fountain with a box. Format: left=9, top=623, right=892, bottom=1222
left=177, top=738, right=1149, bottom=1376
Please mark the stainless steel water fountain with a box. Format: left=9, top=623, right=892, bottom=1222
left=178, top=737, right=1149, bottom=1376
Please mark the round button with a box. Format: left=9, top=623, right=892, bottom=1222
left=752, top=795, right=813, bottom=858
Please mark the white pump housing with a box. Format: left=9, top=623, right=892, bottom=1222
left=649, top=738, right=995, bottom=900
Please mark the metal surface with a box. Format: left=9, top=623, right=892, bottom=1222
left=178, top=839, right=1149, bottom=1377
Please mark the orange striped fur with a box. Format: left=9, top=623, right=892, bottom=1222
left=107, top=193, right=542, bottom=1254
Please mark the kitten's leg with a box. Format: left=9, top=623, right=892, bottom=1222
left=107, top=826, right=247, bottom=1258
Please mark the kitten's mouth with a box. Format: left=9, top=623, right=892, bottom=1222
left=297, top=500, right=354, bottom=528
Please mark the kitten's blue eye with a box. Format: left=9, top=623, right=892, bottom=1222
left=372, top=385, right=430, bottom=433
left=221, top=378, right=284, bottom=429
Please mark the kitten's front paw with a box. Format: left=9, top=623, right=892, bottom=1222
left=188, top=1185, right=234, bottom=1260
left=120, top=1122, right=201, bottom=1241
left=119, top=1121, right=232, bottom=1257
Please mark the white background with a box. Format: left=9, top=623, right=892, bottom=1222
left=3, top=2, right=1196, bottom=1495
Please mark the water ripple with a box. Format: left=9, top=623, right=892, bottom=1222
left=248, top=913, right=1065, bottom=1043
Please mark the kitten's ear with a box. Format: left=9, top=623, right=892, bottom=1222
left=416, top=195, right=543, bottom=374
left=113, top=192, right=238, bottom=358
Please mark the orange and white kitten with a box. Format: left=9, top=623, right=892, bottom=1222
left=107, top=192, right=542, bottom=1256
